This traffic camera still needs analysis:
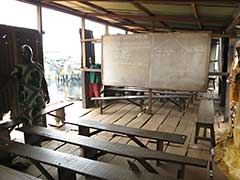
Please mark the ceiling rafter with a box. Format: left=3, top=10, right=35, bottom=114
left=191, top=3, right=202, bottom=30
left=41, top=0, right=240, bottom=6
left=86, top=13, right=227, bottom=24
left=24, top=0, right=140, bottom=33
left=226, top=6, right=240, bottom=33
left=69, top=0, right=150, bottom=31
left=132, top=2, right=175, bottom=32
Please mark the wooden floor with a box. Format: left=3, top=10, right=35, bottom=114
left=11, top=100, right=228, bottom=180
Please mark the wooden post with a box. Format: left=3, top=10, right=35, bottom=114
left=148, top=89, right=152, bottom=114
left=37, top=4, right=43, bottom=35
left=81, top=18, right=88, bottom=108
left=105, top=25, right=109, bottom=35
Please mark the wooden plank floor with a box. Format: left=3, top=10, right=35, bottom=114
left=10, top=100, right=228, bottom=180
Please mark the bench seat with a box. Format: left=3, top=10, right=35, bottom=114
left=18, top=126, right=208, bottom=178
left=65, top=119, right=187, bottom=145
left=0, top=165, right=40, bottom=180
left=194, top=99, right=215, bottom=145
left=0, top=138, right=173, bottom=180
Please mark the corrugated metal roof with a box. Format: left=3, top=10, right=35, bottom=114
left=18, top=0, right=240, bottom=34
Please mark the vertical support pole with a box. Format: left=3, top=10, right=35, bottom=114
left=105, top=25, right=109, bottom=36
left=37, top=3, right=43, bottom=35
left=224, top=38, right=235, bottom=122
left=81, top=18, right=88, bottom=108
left=37, top=2, right=46, bottom=127
left=148, top=89, right=152, bottom=114
left=82, top=18, right=86, bottom=69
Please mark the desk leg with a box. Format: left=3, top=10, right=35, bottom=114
left=49, top=108, right=65, bottom=127
left=156, top=140, right=163, bottom=166
left=56, top=108, right=65, bottom=123
left=100, top=100, right=103, bottom=114
left=58, top=168, right=76, bottom=180
left=148, top=89, right=152, bottom=114
left=0, top=129, right=11, bottom=165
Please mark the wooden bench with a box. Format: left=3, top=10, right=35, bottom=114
left=0, top=120, right=21, bottom=163
left=0, top=138, right=173, bottom=180
left=194, top=99, right=215, bottom=146
left=65, top=118, right=188, bottom=169
left=18, top=126, right=208, bottom=179
left=92, top=95, right=191, bottom=114
left=0, top=165, right=40, bottom=180
left=41, top=101, right=74, bottom=127
left=65, top=119, right=187, bottom=148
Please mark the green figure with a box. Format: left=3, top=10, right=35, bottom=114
left=11, top=44, right=50, bottom=126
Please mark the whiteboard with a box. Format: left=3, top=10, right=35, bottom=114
left=102, top=32, right=211, bottom=91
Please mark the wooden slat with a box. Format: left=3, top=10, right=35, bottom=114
left=65, top=119, right=186, bottom=144
left=0, top=138, right=172, bottom=180
left=41, top=101, right=74, bottom=115
left=0, top=165, right=40, bottom=180
left=197, top=99, right=214, bottom=124
left=92, top=95, right=191, bottom=100
left=18, top=126, right=207, bottom=168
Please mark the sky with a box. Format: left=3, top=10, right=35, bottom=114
left=0, top=0, right=126, bottom=64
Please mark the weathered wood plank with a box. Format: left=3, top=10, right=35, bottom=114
left=0, top=165, right=40, bottom=180
left=0, top=138, right=173, bottom=180
left=18, top=126, right=206, bottom=167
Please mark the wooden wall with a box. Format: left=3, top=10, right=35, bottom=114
left=0, top=25, right=43, bottom=119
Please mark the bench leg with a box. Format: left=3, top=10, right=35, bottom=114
left=78, top=126, right=90, bottom=136
left=194, top=124, right=200, bottom=144
left=42, top=115, right=47, bottom=127
left=0, top=129, right=11, bottom=165
left=156, top=140, right=164, bottom=166
left=55, top=108, right=65, bottom=123
left=210, top=125, right=216, bottom=146
left=58, top=167, right=76, bottom=180
left=137, top=158, right=158, bottom=174
left=32, top=160, right=55, bottom=180
left=177, top=164, right=185, bottom=179
left=203, top=128, right=207, bottom=138
left=83, top=147, right=98, bottom=160
left=24, top=133, right=42, bottom=146
left=100, top=100, right=103, bottom=114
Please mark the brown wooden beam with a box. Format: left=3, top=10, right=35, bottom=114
left=132, top=2, right=174, bottom=32
left=42, top=0, right=240, bottom=5
left=87, top=13, right=228, bottom=24
left=71, top=0, right=150, bottom=31
left=17, top=0, right=140, bottom=33
left=191, top=3, right=202, bottom=30
left=132, top=2, right=154, bottom=16
left=226, top=6, right=240, bottom=33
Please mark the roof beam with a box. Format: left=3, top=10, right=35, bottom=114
left=191, top=3, right=202, bottom=29
left=78, top=0, right=150, bottom=31
left=87, top=13, right=227, bottom=24
left=132, top=2, right=174, bottom=32
left=44, top=0, right=149, bottom=31
left=42, top=0, right=240, bottom=5
left=131, top=2, right=154, bottom=16
left=226, top=6, right=240, bottom=33
left=20, top=0, right=140, bottom=33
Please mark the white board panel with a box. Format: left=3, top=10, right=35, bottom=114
left=103, top=32, right=211, bottom=91
left=103, top=34, right=151, bottom=87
